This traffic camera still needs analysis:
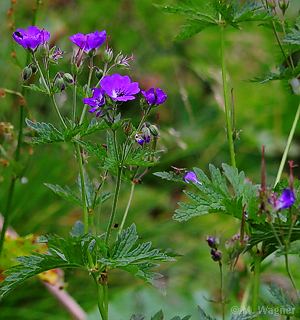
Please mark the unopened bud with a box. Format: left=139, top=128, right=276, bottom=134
left=54, top=76, right=65, bottom=91
left=63, top=73, right=74, bottom=84
left=95, top=69, right=104, bottom=80
left=102, top=48, right=113, bottom=63
left=31, top=64, right=38, bottom=74
left=142, top=127, right=151, bottom=140
left=22, top=66, right=32, bottom=81
left=149, top=124, right=159, bottom=137
left=38, top=43, right=49, bottom=58
left=279, top=0, right=289, bottom=15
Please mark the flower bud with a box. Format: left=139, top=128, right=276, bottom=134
left=279, top=0, right=289, bottom=15
left=206, top=236, right=218, bottom=249
left=22, top=66, right=32, bottom=81
left=142, top=127, right=151, bottom=142
left=38, top=42, right=49, bottom=58
left=63, top=73, right=74, bottom=84
left=149, top=124, right=160, bottom=137
left=211, top=249, right=222, bottom=262
left=124, top=124, right=133, bottom=136
left=95, top=69, right=104, bottom=80
left=31, top=64, right=38, bottom=74
left=54, top=76, right=65, bottom=91
left=102, top=48, right=113, bottom=63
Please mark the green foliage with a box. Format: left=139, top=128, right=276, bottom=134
left=153, top=171, right=188, bottom=184
left=98, top=224, right=176, bottom=291
left=156, top=164, right=261, bottom=222
left=25, top=118, right=109, bottom=145
left=267, top=285, right=300, bottom=317
left=246, top=224, right=300, bottom=260
left=230, top=312, right=259, bottom=319
left=44, top=182, right=111, bottom=209
left=155, top=0, right=276, bottom=40
left=0, top=234, right=91, bottom=300
left=197, top=306, right=217, bottom=320
left=283, top=28, right=300, bottom=45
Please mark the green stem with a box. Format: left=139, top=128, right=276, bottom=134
left=79, top=57, right=94, bottom=125
left=50, top=95, right=67, bottom=129
left=93, top=275, right=108, bottom=320
left=219, top=261, right=225, bottom=320
left=284, top=253, right=300, bottom=301
left=252, top=252, right=262, bottom=313
left=105, top=167, right=122, bottom=246
left=118, top=182, right=135, bottom=235
left=220, top=24, right=236, bottom=169
left=275, top=97, right=300, bottom=186
left=103, top=282, right=108, bottom=313
left=0, top=178, right=16, bottom=258
left=72, top=82, right=77, bottom=123
left=75, top=143, right=89, bottom=234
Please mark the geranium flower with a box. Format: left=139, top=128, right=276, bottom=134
left=142, top=87, right=167, bottom=106
left=13, top=26, right=50, bottom=52
left=184, top=171, right=200, bottom=184
left=270, top=188, right=295, bottom=211
left=70, top=30, right=106, bottom=54
left=100, top=73, right=140, bottom=102
left=83, top=88, right=105, bottom=117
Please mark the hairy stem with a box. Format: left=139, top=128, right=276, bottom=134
left=252, top=252, right=262, bottom=313
left=118, top=182, right=135, bottom=235
left=93, top=275, right=108, bottom=320
left=284, top=253, right=300, bottom=301
left=75, top=143, right=89, bottom=234
left=220, top=24, right=236, bottom=169
left=219, top=261, right=226, bottom=320
left=275, top=98, right=300, bottom=186
left=105, top=167, right=122, bottom=246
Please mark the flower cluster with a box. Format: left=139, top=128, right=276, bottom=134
left=70, top=30, right=106, bottom=55
left=206, top=236, right=222, bottom=262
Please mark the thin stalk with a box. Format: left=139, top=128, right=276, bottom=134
left=72, top=82, right=77, bottom=123
left=252, top=252, right=262, bottom=313
left=50, top=95, right=67, bottom=129
left=75, top=143, right=89, bottom=234
left=220, top=24, right=236, bottom=169
left=105, top=167, right=122, bottom=246
left=79, top=56, right=94, bottom=124
left=118, top=182, right=135, bottom=235
left=284, top=253, right=300, bottom=301
left=275, top=98, right=300, bottom=186
left=103, top=282, right=108, bottom=313
left=92, top=275, right=108, bottom=320
left=219, top=261, right=225, bottom=320
left=96, top=171, right=108, bottom=238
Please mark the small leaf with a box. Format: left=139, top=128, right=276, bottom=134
left=70, top=221, right=85, bottom=238
left=197, top=306, right=217, bottom=320
left=130, top=315, right=147, bottom=320
left=23, top=83, right=48, bottom=94
left=151, top=310, right=164, bottom=320
left=44, top=183, right=82, bottom=206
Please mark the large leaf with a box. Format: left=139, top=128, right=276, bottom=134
left=155, top=0, right=276, bottom=40
left=98, top=224, right=176, bottom=290
left=167, top=164, right=261, bottom=222
left=0, top=234, right=92, bottom=300
left=25, top=118, right=109, bottom=145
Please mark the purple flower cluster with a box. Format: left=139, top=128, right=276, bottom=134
left=13, top=26, right=50, bottom=52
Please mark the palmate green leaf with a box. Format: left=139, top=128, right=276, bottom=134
left=26, top=118, right=109, bottom=145
left=282, top=28, right=300, bottom=45
left=197, top=306, right=217, bottom=320
left=98, top=224, right=176, bottom=290
left=172, top=164, right=261, bottom=222
left=230, top=312, right=259, bottom=319
left=246, top=224, right=300, bottom=260
left=156, top=0, right=276, bottom=40
left=0, top=234, right=91, bottom=300
left=44, top=183, right=82, bottom=206
left=124, top=147, right=162, bottom=167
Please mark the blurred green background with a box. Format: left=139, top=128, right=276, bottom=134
left=1, top=0, right=300, bottom=319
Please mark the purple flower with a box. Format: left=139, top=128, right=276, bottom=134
left=206, top=236, right=217, bottom=249
left=135, top=134, right=150, bottom=146
left=83, top=88, right=105, bottom=117
left=184, top=171, right=200, bottom=184
left=142, top=87, right=167, bottom=106
left=70, top=30, right=106, bottom=54
left=275, top=189, right=295, bottom=210
left=211, top=249, right=222, bottom=262
left=100, top=73, right=140, bottom=102
left=13, top=26, right=50, bottom=52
